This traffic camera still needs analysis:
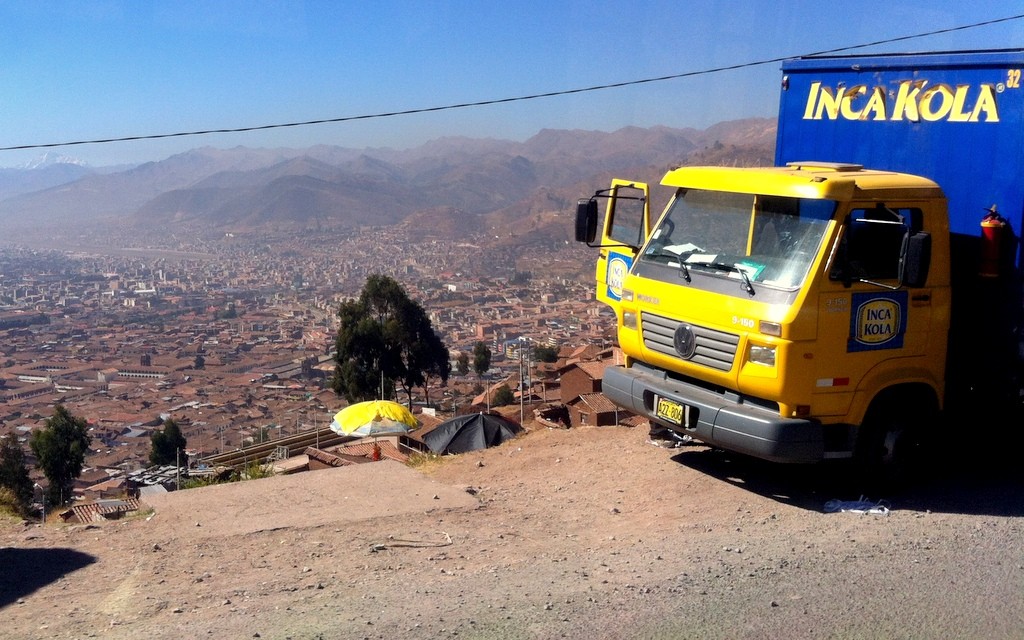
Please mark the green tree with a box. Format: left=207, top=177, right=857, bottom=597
left=29, top=405, right=92, bottom=507
left=256, top=425, right=273, bottom=443
left=473, top=341, right=493, bottom=409
left=418, top=327, right=452, bottom=407
left=390, top=295, right=450, bottom=406
left=333, top=274, right=450, bottom=407
left=472, top=341, right=491, bottom=377
left=0, top=436, right=33, bottom=516
left=493, top=384, right=515, bottom=407
left=456, top=352, right=470, bottom=376
left=533, top=344, right=559, bottom=363
left=149, top=418, right=188, bottom=467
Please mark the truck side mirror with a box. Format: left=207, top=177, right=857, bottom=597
left=575, top=199, right=598, bottom=244
left=899, top=231, right=931, bottom=288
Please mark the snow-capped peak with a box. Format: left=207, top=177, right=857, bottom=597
left=19, top=151, right=89, bottom=170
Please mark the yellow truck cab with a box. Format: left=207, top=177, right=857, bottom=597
left=577, top=162, right=948, bottom=465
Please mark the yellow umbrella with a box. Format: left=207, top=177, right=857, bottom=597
left=329, top=400, right=418, bottom=437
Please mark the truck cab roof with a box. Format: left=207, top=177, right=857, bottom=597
left=661, top=163, right=943, bottom=201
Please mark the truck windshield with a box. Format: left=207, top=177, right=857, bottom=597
left=639, top=189, right=836, bottom=290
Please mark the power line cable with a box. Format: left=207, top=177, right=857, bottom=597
left=1, top=14, right=1021, bottom=153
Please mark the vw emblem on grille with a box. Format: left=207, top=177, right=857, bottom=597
left=673, top=324, right=697, bottom=359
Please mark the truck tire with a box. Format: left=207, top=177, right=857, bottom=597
left=854, top=393, right=934, bottom=492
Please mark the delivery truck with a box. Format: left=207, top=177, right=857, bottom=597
left=575, top=49, right=1023, bottom=474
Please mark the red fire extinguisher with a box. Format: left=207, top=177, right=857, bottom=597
left=979, top=205, right=1007, bottom=278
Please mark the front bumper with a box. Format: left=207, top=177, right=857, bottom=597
left=603, top=362, right=824, bottom=463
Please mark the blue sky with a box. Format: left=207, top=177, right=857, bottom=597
left=1, top=1, right=1021, bottom=167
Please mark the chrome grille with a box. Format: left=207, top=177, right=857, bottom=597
left=641, top=312, right=739, bottom=372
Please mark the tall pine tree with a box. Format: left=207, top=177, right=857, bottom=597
left=30, top=405, right=91, bottom=507
left=150, top=418, right=188, bottom=467
left=0, top=436, right=33, bottom=516
left=333, top=275, right=450, bottom=406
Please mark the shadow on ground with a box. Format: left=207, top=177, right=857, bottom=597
left=0, top=547, right=97, bottom=608
left=668, top=443, right=1024, bottom=518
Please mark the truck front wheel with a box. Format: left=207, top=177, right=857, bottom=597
left=855, top=394, right=935, bottom=491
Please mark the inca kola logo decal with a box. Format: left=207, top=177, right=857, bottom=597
left=607, top=254, right=630, bottom=301
left=803, top=80, right=999, bottom=123
left=848, top=292, right=907, bottom=352
left=855, top=298, right=900, bottom=345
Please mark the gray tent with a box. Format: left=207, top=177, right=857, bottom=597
left=423, top=412, right=523, bottom=455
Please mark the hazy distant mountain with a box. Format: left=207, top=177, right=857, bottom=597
left=0, top=119, right=776, bottom=237
left=0, top=154, right=95, bottom=201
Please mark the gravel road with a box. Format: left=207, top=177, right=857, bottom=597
left=2, top=424, right=1022, bottom=639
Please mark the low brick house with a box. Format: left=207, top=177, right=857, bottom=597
left=567, top=392, right=623, bottom=428
left=559, top=360, right=609, bottom=405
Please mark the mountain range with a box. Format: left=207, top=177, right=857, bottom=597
left=0, top=119, right=776, bottom=242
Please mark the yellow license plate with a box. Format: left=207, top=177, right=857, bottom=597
left=655, top=396, right=685, bottom=425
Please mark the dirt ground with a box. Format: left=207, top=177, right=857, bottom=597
left=2, top=423, right=1022, bottom=640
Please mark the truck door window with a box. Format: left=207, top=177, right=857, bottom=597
left=607, top=184, right=647, bottom=248
left=834, top=205, right=918, bottom=282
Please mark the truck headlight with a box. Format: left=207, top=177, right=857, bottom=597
left=622, top=311, right=638, bottom=330
left=749, top=344, right=776, bottom=367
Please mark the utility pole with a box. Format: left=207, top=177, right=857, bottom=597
left=34, top=483, right=45, bottom=524
left=519, top=337, right=525, bottom=425
left=525, top=340, right=532, bottom=408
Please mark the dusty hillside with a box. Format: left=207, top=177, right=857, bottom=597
left=1, top=424, right=1022, bottom=640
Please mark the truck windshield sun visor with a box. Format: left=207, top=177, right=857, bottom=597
left=639, top=190, right=836, bottom=292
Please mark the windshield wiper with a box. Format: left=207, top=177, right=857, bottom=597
left=686, top=260, right=756, bottom=296
left=672, top=260, right=691, bottom=282
left=735, top=266, right=755, bottom=296
left=644, top=247, right=694, bottom=282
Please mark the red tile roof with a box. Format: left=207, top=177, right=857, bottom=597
left=64, top=498, right=142, bottom=523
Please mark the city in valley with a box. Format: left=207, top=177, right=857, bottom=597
left=0, top=122, right=773, bottom=507
left=0, top=222, right=614, bottom=497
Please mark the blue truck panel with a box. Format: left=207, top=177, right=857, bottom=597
left=776, top=49, right=1024, bottom=267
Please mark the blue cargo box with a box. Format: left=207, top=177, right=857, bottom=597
left=776, top=49, right=1024, bottom=267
